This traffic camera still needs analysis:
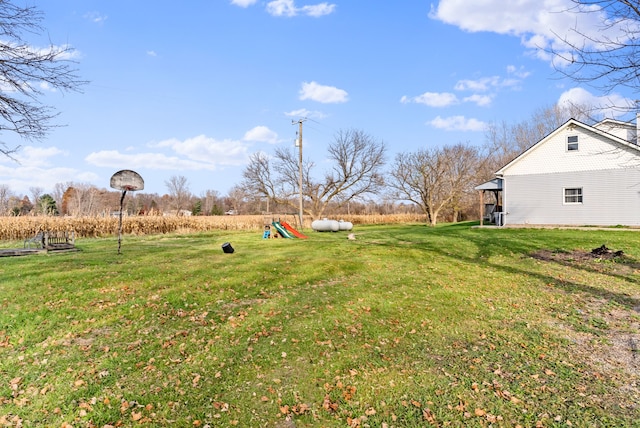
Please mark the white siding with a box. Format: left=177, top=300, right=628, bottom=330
left=503, top=168, right=640, bottom=226
left=594, top=120, right=636, bottom=143
left=502, top=127, right=640, bottom=176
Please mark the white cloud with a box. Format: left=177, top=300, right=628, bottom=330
left=430, top=0, right=634, bottom=64
left=463, top=94, right=493, bottom=107
left=267, top=0, right=296, bottom=16
left=401, top=92, right=458, bottom=107
left=231, top=0, right=258, bottom=7
left=15, top=146, right=66, bottom=168
left=0, top=145, right=96, bottom=195
left=146, top=50, right=157, bottom=57
left=454, top=76, right=501, bottom=92
left=243, top=126, right=279, bottom=144
left=85, top=151, right=212, bottom=170
left=300, top=3, right=336, bottom=17
left=428, top=115, right=487, bottom=132
left=557, top=87, right=633, bottom=119
left=266, top=0, right=336, bottom=17
left=507, top=65, right=531, bottom=79
left=39, top=81, right=56, bottom=93
left=285, top=108, right=327, bottom=119
left=299, top=81, right=348, bottom=103
left=154, top=135, right=250, bottom=165
left=83, top=12, right=107, bottom=24
left=86, top=135, right=251, bottom=171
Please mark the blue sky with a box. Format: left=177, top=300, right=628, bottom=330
left=0, top=0, right=635, bottom=197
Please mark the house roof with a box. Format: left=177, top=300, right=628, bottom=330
left=495, top=118, right=640, bottom=176
left=595, top=117, right=635, bottom=129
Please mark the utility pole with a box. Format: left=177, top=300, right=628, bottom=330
left=293, top=118, right=306, bottom=229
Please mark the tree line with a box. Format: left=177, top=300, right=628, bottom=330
left=242, top=103, right=593, bottom=225
left=0, top=103, right=594, bottom=223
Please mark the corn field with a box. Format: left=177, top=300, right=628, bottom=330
left=0, top=214, right=428, bottom=241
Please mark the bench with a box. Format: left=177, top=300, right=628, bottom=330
left=24, top=231, right=75, bottom=250
left=24, top=232, right=45, bottom=249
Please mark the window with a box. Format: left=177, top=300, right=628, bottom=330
left=567, top=135, right=579, bottom=151
left=564, top=187, right=583, bottom=204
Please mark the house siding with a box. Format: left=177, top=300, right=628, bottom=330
left=503, top=168, right=640, bottom=226
left=593, top=119, right=636, bottom=143
left=502, top=127, right=640, bottom=176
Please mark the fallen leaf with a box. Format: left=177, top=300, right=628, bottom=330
left=422, top=408, right=437, bottom=425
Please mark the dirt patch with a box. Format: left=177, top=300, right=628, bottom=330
left=553, top=299, right=640, bottom=411
left=530, top=245, right=640, bottom=410
left=530, top=245, right=640, bottom=275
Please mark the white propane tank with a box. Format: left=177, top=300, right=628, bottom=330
left=338, top=220, right=353, bottom=231
left=311, top=218, right=341, bottom=232
left=311, top=219, right=329, bottom=232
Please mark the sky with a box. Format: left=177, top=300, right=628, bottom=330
left=0, top=0, right=636, bottom=198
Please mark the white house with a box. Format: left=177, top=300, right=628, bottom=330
left=477, top=117, right=640, bottom=226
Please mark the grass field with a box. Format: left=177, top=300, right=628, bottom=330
left=1, top=223, right=639, bottom=427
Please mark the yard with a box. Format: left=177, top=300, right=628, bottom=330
left=0, top=223, right=638, bottom=427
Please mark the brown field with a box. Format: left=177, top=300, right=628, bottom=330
left=0, top=213, right=427, bottom=240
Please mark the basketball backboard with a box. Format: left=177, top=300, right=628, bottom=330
left=110, top=170, right=144, bottom=191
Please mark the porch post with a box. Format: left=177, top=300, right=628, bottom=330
left=479, top=190, right=484, bottom=226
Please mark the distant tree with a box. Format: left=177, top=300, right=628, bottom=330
left=29, top=186, right=43, bottom=214
left=165, top=175, right=191, bottom=214
left=191, top=199, right=202, bottom=216
left=149, top=199, right=159, bottom=214
left=0, top=0, right=85, bottom=157
left=242, top=128, right=386, bottom=219
left=10, top=195, right=32, bottom=216
left=551, top=0, right=640, bottom=108
left=200, top=189, right=222, bottom=216
left=52, top=182, right=69, bottom=212
left=62, top=183, right=99, bottom=216
left=388, top=143, right=481, bottom=226
left=226, top=185, right=248, bottom=214
left=38, top=193, right=57, bottom=215
left=0, top=184, right=13, bottom=215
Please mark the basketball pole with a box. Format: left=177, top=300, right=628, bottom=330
left=117, top=189, right=127, bottom=255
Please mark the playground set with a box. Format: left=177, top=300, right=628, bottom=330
left=263, top=214, right=308, bottom=239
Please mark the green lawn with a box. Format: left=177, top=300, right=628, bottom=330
left=1, top=223, right=639, bottom=427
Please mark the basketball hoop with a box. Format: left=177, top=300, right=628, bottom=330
left=110, top=170, right=144, bottom=192
left=109, top=170, right=144, bottom=254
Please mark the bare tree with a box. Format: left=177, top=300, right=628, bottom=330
left=165, top=175, right=191, bottom=214
left=388, top=143, right=481, bottom=226
left=29, top=186, right=43, bottom=214
left=63, top=183, right=100, bottom=216
left=242, top=129, right=386, bottom=219
left=551, top=0, right=640, bottom=111
left=226, top=185, right=248, bottom=214
left=0, top=183, right=13, bottom=215
left=0, top=1, right=85, bottom=157
left=52, top=182, right=69, bottom=211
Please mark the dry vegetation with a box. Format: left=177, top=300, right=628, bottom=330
left=0, top=213, right=427, bottom=240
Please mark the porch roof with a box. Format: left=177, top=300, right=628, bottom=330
left=474, top=178, right=503, bottom=191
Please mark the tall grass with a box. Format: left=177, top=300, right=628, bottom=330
left=0, top=214, right=426, bottom=240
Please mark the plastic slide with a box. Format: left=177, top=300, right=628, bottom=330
left=272, top=221, right=294, bottom=238
left=281, top=221, right=308, bottom=239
